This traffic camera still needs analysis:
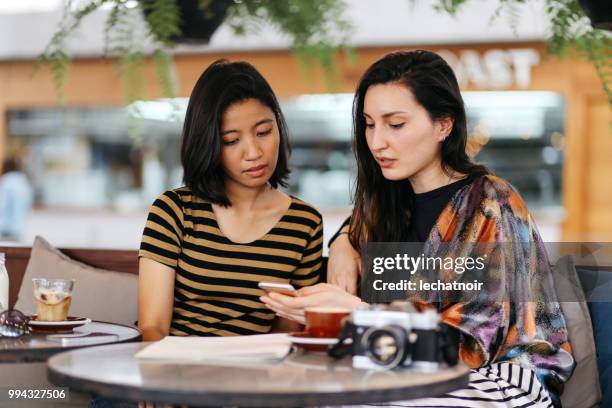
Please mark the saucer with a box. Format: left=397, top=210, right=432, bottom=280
left=288, top=332, right=351, bottom=352
left=28, top=316, right=91, bottom=333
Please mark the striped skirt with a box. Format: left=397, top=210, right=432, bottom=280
left=340, top=362, right=554, bottom=408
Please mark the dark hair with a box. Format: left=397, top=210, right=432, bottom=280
left=350, top=50, right=489, bottom=252
left=2, top=158, right=20, bottom=175
left=181, top=59, right=291, bottom=206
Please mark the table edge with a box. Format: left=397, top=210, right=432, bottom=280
left=0, top=321, right=141, bottom=364
left=47, top=359, right=470, bottom=407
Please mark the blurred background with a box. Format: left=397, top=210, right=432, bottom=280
left=0, top=0, right=610, bottom=251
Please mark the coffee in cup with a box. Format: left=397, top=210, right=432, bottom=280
left=304, top=307, right=351, bottom=338
left=32, top=278, right=75, bottom=321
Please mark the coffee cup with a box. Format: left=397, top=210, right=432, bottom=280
left=32, top=278, right=75, bottom=321
left=304, top=307, right=351, bottom=338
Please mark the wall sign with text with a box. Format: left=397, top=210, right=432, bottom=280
left=437, top=48, right=540, bottom=89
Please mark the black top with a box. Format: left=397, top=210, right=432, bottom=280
left=408, top=174, right=479, bottom=242
left=329, top=174, right=480, bottom=247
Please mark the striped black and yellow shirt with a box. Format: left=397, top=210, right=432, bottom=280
left=139, top=187, right=323, bottom=336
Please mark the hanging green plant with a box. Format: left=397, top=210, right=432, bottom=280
left=38, top=0, right=353, bottom=105
left=433, top=0, right=612, bottom=108
left=39, top=0, right=610, bottom=110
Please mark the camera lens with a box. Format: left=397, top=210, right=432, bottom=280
left=371, top=332, right=398, bottom=362
left=363, top=325, right=410, bottom=368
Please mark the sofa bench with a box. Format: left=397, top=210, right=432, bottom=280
left=2, top=244, right=138, bottom=310
left=1, top=238, right=608, bottom=407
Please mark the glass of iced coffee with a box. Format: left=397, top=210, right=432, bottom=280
left=32, top=278, right=75, bottom=321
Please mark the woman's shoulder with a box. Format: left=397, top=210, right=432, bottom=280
left=155, top=186, right=209, bottom=204
left=469, top=174, right=530, bottom=220
left=475, top=174, right=515, bottom=196
left=287, top=196, right=323, bottom=226
left=150, top=186, right=212, bottom=213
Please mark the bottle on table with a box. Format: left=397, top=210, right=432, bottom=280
left=0, top=253, right=8, bottom=310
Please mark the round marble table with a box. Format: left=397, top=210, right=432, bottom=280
left=48, top=342, right=470, bottom=407
left=0, top=321, right=141, bottom=363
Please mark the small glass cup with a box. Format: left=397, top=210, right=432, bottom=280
left=32, top=278, right=75, bottom=321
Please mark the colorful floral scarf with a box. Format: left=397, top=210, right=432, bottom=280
left=419, top=175, right=575, bottom=398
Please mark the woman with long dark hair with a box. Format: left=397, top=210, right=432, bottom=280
left=262, top=50, right=574, bottom=406
left=138, top=60, right=323, bottom=341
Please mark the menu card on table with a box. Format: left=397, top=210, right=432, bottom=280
left=135, top=333, right=292, bottom=363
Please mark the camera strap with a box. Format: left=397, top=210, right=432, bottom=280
left=328, top=320, right=355, bottom=359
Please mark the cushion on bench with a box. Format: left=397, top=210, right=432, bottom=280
left=14, top=236, right=138, bottom=327
left=578, top=266, right=612, bottom=408
left=553, top=255, right=601, bottom=408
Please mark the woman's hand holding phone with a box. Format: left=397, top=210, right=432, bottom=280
left=260, top=283, right=364, bottom=325
left=258, top=282, right=297, bottom=297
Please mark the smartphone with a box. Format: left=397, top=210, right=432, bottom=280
left=46, top=332, right=119, bottom=346
left=258, top=282, right=297, bottom=296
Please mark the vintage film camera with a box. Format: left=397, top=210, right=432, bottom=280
left=329, top=302, right=459, bottom=371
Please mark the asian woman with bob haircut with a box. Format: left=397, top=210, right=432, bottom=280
left=138, top=60, right=323, bottom=341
